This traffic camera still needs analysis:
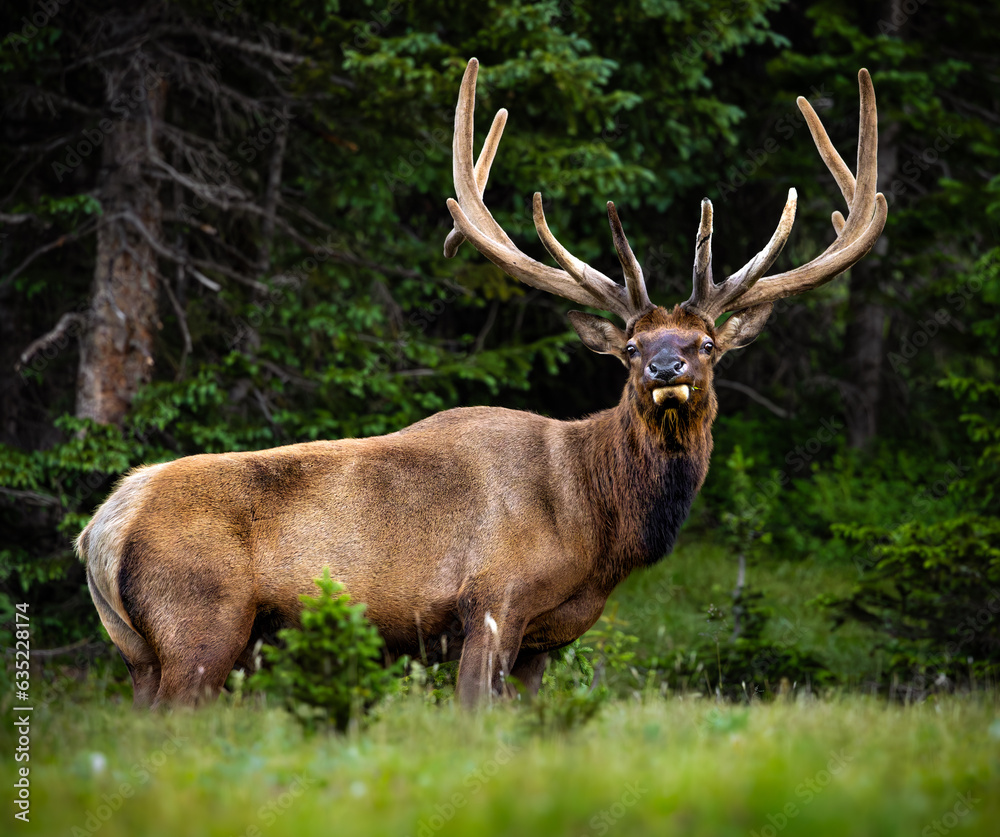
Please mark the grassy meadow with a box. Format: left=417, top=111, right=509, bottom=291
left=4, top=537, right=999, bottom=837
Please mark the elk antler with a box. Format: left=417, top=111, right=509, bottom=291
left=682, top=69, right=888, bottom=323
left=444, top=58, right=653, bottom=324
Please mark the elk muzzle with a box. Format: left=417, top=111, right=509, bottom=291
left=646, top=350, right=691, bottom=405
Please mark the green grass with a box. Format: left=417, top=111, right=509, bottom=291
left=4, top=690, right=998, bottom=837
left=4, top=536, right=995, bottom=836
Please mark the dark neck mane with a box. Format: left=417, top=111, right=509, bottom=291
left=581, top=389, right=715, bottom=588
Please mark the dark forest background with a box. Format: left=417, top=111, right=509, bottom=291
left=1, top=0, right=997, bottom=689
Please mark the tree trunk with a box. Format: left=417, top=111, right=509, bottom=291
left=843, top=261, right=885, bottom=448
left=842, top=18, right=899, bottom=448
left=76, top=67, right=166, bottom=427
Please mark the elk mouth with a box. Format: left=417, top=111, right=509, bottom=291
left=652, top=384, right=691, bottom=405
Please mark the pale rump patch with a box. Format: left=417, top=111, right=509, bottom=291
left=485, top=612, right=498, bottom=635
left=77, top=463, right=166, bottom=631
left=653, top=384, right=690, bottom=405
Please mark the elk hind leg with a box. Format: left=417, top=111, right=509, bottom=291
left=151, top=601, right=257, bottom=708
left=88, top=565, right=162, bottom=707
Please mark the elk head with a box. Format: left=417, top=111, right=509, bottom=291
left=444, top=59, right=887, bottom=429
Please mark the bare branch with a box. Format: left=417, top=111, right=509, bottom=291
left=162, top=25, right=307, bottom=69
left=269, top=213, right=422, bottom=279
left=162, top=275, right=192, bottom=375
left=188, top=268, right=222, bottom=292
left=119, top=208, right=266, bottom=292
left=1, top=218, right=102, bottom=289
left=17, top=312, right=87, bottom=371
left=0, top=486, right=62, bottom=507
left=149, top=154, right=252, bottom=209
left=715, top=379, right=793, bottom=419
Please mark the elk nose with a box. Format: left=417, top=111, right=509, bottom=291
left=647, top=352, right=686, bottom=383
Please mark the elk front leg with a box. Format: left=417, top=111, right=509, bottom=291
left=455, top=605, right=525, bottom=708
left=509, top=650, right=549, bottom=697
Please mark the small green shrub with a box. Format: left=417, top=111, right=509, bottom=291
left=521, top=637, right=609, bottom=733
left=246, top=569, right=405, bottom=730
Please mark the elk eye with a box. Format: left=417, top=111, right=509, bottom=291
left=626, top=344, right=638, bottom=358
left=702, top=341, right=715, bottom=353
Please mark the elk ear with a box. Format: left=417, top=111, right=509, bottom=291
left=713, top=302, right=774, bottom=357
left=567, top=311, right=629, bottom=366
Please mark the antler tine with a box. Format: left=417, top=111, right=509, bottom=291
left=606, top=202, right=652, bottom=314
left=797, top=95, right=856, bottom=208
left=443, top=108, right=508, bottom=258
left=683, top=199, right=715, bottom=319
left=685, top=192, right=797, bottom=322
left=683, top=68, right=887, bottom=320
left=531, top=194, right=632, bottom=316
left=447, top=59, right=517, bottom=254
left=444, top=58, right=647, bottom=322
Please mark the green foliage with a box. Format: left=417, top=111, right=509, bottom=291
left=718, top=445, right=772, bottom=557
left=529, top=639, right=608, bottom=734
left=397, top=660, right=458, bottom=705
left=822, top=375, right=1000, bottom=686
left=586, top=603, right=640, bottom=685
left=2, top=0, right=1000, bottom=699
left=246, top=569, right=405, bottom=730
left=646, top=583, right=834, bottom=700
left=520, top=679, right=608, bottom=734
left=527, top=612, right=640, bottom=732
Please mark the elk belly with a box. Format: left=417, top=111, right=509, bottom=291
left=652, top=385, right=690, bottom=405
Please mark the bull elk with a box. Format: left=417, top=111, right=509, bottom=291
left=78, top=58, right=886, bottom=708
